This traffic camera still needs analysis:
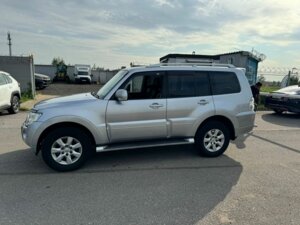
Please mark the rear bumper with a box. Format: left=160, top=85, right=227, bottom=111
left=235, top=111, right=255, bottom=137
left=265, top=98, right=300, bottom=113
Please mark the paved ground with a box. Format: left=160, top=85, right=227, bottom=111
left=21, top=83, right=102, bottom=110
left=0, top=111, right=299, bottom=225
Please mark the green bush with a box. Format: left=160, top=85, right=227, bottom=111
left=21, top=90, right=34, bottom=103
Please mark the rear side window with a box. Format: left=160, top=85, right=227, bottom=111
left=167, top=71, right=210, bottom=98
left=210, top=72, right=241, bottom=95
left=4, top=75, right=12, bottom=83
left=0, top=74, right=7, bottom=85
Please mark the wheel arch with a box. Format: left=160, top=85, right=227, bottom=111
left=196, top=115, right=236, bottom=140
left=37, top=122, right=96, bottom=155
left=11, top=91, right=21, bottom=100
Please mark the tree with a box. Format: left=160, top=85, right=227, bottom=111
left=289, top=75, right=299, bottom=85
left=51, top=57, right=65, bottom=66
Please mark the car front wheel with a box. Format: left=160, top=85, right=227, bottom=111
left=195, top=121, right=230, bottom=157
left=41, top=127, right=92, bottom=171
left=8, top=95, right=20, bottom=114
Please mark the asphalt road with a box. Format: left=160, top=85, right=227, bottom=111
left=0, top=111, right=299, bottom=225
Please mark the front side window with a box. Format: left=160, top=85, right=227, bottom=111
left=121, top=71, right=164, bottom=100
left=210, top=72, right=241, bottom=95
left=97, top=70, right=128, bottom=99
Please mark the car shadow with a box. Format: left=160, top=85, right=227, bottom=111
left=0, top=110, right=10, bottom=116
left=0, top=145, right=242, bottom=225
left=261, top=112, right=300, bottom=128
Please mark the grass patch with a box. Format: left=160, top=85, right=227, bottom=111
left=261, top=86, right=280, bottom=93
left=21, top=91, right=34, bottom=103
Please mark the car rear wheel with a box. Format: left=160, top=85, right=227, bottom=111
left=274, top=109, right=283, bottom=114
left=41, top=127, right=92, bottom=171
left=8, top=95, right=20, bottom=114
left=195, top=121, right=230, bottom=157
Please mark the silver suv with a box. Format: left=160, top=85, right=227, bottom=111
left=22, top=63, right=255, bottom=171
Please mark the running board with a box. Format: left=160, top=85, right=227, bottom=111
left=96, top=138, right=194, bottom=152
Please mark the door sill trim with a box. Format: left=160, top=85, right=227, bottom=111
left=96, top=138, right=194, bottom=152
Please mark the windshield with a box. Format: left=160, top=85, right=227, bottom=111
left=97, top=70, right=128, bottom=99
left=78, top=71, right=89, bottom=75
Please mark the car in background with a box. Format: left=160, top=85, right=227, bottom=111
left=35, top=73, right=51, bottom=90
left=265, top=85, right=300, bottom=114
left=0, top=71, right=21, bottom=114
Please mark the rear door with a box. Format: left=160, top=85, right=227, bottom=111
left=166, top=70, right=214, bottom=138
left=106, top=71, right=167, bottom=143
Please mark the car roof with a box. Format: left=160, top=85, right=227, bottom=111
left=125, top=65, right=243, bottom=74
left=0, top=71, right=11, bottom=76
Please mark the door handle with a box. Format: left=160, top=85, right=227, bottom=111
left=198, top=100, right=209, bottom=105
left=149, top=103, right=164, bottom=109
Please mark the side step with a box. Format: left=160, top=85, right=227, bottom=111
left=96, top=138, right=194, bottom=152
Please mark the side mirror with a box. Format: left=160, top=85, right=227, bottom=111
left=115, top=89, right=128, bottom=101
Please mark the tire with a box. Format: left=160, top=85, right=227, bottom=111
left=41, top=127, right=92, bottom=171
left=8, top=95, right=20, bottom=114
left=195, top=121, right=230, bottom=157
left=274, top=109, right=283, bottom=114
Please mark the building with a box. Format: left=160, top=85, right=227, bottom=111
left=0, top=55, right=35, bottom=95
left=160, top=51, right=265, bottom=85
left=35, top=64, right=118, bottom=84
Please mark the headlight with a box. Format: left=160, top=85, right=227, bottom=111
left=25, top=111, right=42, bottom=126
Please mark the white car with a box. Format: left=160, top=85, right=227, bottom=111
left=0, top=71, right=21, bottom=114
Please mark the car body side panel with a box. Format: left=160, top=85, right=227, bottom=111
left=167, top=96, right=215, bottom=137
left=106, top=99, right=167, bottom=142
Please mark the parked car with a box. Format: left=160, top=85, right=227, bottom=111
left=35, top=73, right=51, bottom=90
left=265, top=85, right=300, bottom=114
left=74, top=64, right=92, bottom=84
left=21, top=63, right=255, bottom=171
left=0, top=71, right=21, bottom=114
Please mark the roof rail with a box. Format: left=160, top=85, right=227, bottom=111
left=146, top=62, right=236, bottom=68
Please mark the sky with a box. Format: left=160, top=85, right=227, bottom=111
left=0, top=0, right=300, bottom=74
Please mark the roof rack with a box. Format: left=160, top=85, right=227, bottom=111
left=146, top=62, right=236, bottom=68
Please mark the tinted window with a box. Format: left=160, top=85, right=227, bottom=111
left=195, top=72, right=211, bottom=96
left=167, top=71, right=210, bottom=98
left=78, top=71, right=89, bottom=75
left=210, top=72, right=240, bottom=95
left=0, top=74, right=7, bottom=85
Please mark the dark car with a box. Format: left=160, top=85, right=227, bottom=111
left=35, top=73, right=51, bottom=90
left=265, top=85, right=300, bottom=114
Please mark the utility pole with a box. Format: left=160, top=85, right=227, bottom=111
left=7, top=32, right=12, bottom=56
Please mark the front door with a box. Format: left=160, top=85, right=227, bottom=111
left=106, top=71, right=167, bottom=143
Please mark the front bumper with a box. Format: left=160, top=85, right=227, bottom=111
left=21, top=121, right=43, bottom=152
